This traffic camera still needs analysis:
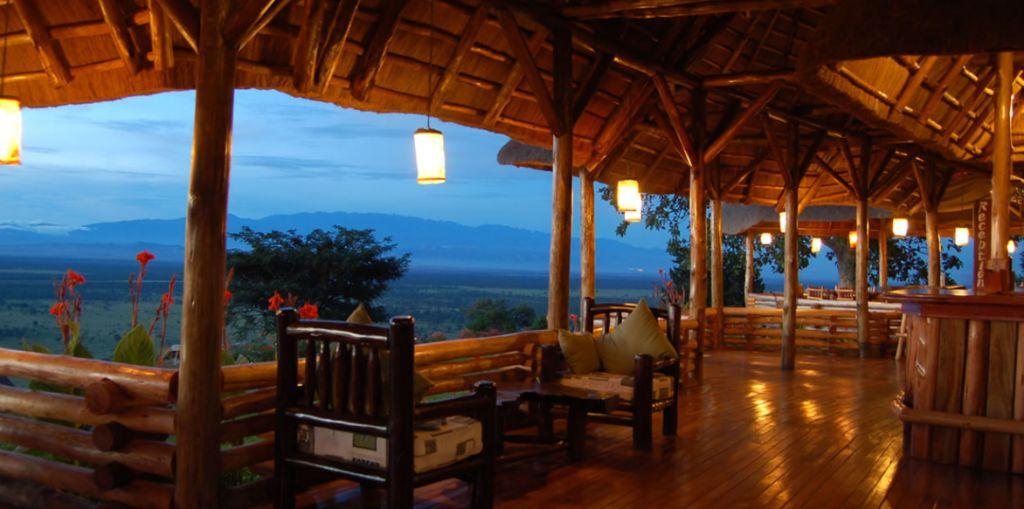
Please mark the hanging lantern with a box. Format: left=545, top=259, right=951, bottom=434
left=0, top=97, right=20, bottom=165
left=624, top=208, right=642, bottom=223
left=414, top=128, right=445, bottom=184
left=892, top=217, right=909, bottom=237
left=811, top=237, right=822, bottom=254
left=616, top=179, right=641, bottom=212
left=779, top=212, right=787, bottom=232
left=1008, top=240, right=1016, bottom=255
left=954, top=227, right=969, bottom=247
left=848, top=231, right=858, bottom=248
left=760, top=232, right=773, bottom=245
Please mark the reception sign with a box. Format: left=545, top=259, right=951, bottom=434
left=973, top=199, right=991, bottom=289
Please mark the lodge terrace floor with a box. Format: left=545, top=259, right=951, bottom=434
left=287, top=351, right=1024, bottom=509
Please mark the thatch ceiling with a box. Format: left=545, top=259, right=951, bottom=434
left=1, top=0, right=1021, bottom=224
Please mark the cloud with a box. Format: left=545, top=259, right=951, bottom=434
left=92, top=119, right=189, bottom=136
left=232, top=154, right=409, bottom=181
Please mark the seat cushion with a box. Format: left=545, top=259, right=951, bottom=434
left=555, top=371, right=675, bottom=402
left=297, top=416, right=483, bottom=474
left=558, top=329, right=601, bottom=374
left=596, top=299, right=678, bottom=375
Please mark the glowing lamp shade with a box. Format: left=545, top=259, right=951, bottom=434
left=848, top=231, right=858, bottom=248
left=892, top=217, right=909, bottom=237
left=759, top=232, right=773, bottom=245
left=616, top=179, right=641, bottom=212
left=954, top=227, right=970, bottom=247
left=1008, top=240, right=1017, bottom=255
left=414, top=128, right=445, bottom=184
left=0, top=97, right=21, bottom=165
left=779, top=212, right=787, bottom=232
left=811, top=237, right=822, bottom=254
left=624, top=208, right=642, bottom=223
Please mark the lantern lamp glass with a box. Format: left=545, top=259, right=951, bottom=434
left=624, top=208, right=642, bottom=223
left=414, top=128, right=445, bottom=184
left=759, top=232, right=773, bottom=245
left=954, top=227, right=969, bottom=247
left=0, top=97, right=21, bottom=165
left=848, top=231, right=858, bottom=248
left=616, top=179, right=641, bottom=212
left=779, top=212, right=787, bottom=232
left=892, top=217, right=909, bottom=237
left=811, top=237, right=822, bottom=254
left=1008, top=240, right=1016, bottom=255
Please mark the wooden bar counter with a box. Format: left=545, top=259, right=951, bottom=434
left=886, top=288, right=1024, bottom=473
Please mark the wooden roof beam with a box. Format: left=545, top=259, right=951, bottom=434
left=721, top=150, right=766, bottom=196
left=572, top=53, right=611, bottom=125
left=888, top=56, right=937, bottom=118
left=292, top=0, right=326, bottom=92
left=225, top=0, right=292, bottom=51
left=349, top=0, right=409, bottom=101
left=562, top=0, right=837, bottom=19
left=315, top=0, right=361, bottom=94
left=11, top=0, right=71, bottom=85
left=703, top=80, right=782, bottom=164
left=814, top=154, right=856, bottom=197
left=97, top=0, right=141, bottom=74
left=430, top=4, right=488, bottom=115
left=653, top=76, right=697, bottom=168
left=497, top=8, right=565, bottom=136
left=917, top=55, right=972, bottom=122
left=147, top=0, right=173, bottom=70
left=483, top=28, right=546, bottom=128
left=151, top=0, right=198, bottom=52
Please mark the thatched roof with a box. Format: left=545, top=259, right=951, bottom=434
left=1, top=0, right=1021, bottom=223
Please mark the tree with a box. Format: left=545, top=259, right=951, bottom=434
left=464, top=299, right=539, bottom=334
left=227, top=227, right=410, bottom=321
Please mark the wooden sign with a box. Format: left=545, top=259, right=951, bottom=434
left=972, top=199, right=991, bottom=289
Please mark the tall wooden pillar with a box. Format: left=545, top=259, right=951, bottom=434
left=711, top=197, right=724, bottom=347
left=879, top=218, right=889, bottom=290
left=744, top=232, right=755, bottom=303
left=580, top=167, right=596, bottom=310
left=176, top=0, right=235, bottom=505
left=855, top=196, right=870, bottom=357
left=925, top=201, right=941, bottom=288
left=547, top=30, right=572, bottom=330
left=988, top=51, right=1014, bottom=290
left=782, top=180, right=799, bottom=369
left=689, top=89, right=707, bottom=327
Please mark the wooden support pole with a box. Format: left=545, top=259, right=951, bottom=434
left=580, top=167, right=596, bottom=310
left=987, top=51, right=1014, bottom=291
left=175, top=0, right=235, bottom=505
left=855, top=196, right=870, bottom=357
left=546, top=29, right=572, bottom=330
left=711, top=197, right=724, bottom=348
left=925, top=205, right=941, bottom=288
left=744, top=232, right=755, bottom=303
left=781, top=174, right=798, bottom=370
left=878, top=218, right=889, bottom=290
left=689, top=89, right=707, bottom=330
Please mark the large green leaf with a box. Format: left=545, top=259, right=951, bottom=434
left=113, top=325, right=156, bottom=366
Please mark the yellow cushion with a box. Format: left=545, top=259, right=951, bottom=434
left=347, top=303, right=374, bottom=324
left=596, top=300, right=677, bottom=375
left=558, top=329, right=601, bottom=374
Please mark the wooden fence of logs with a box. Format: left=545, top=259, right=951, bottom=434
left=0, top=321, right=702, bottom=507
left=705, top=307, right=902, bottom=356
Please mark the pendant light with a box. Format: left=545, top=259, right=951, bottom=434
left=778, top=212, right=787, bottom=232
left=616, top=179, right=641, bottom=212
left=0, top=5, right=21, bottom=165
left=624, top=208, right=642, bottom=223
left=414, top=0, right=444, bottom=184
left=1008, top=239, right=1016, bottom=255
left=892, top=217, right=909, bottom=237
left=848, top=231, right=858, bottom=248
left=810, top=237, right=822, bottom=254
left=760, top=232, right=773, bottom=245
left=954, top=227, right=970, bottom=247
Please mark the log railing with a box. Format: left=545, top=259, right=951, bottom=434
left=706, top=307, right=901, bottom=356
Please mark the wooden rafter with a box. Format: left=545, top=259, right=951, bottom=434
left=917, top=55, right=972, bottom=122
left=592, top=129, right=637, bottom=180
left=224, top=0, right=292, bottom=51
left=813, top=154, right=856, bottom=197
left=653, top=76, right=697, bottom=168
left=867, top=148, right=894, bottom=193
left=483, top=28, right=545, bottom=128
left=152, top=0, right=198, bottom=52
left=12, top=0, right=72, bottom=85
left=497, top=8, right=564, bottom=136
left=349, top=0, right=409, bottom=101
left=97, top=0, right=140, bottom=74
left=869, top=149, right=918, bottom=201
left=762, top=116, right=790, bottom=184
left=430, top=4, right=489, bottom=115
left=148, top=0, right=173, bottom=71
left=703, top=80, right=782, bottom=164
left=797, top=171, right=828, bottom=213
left=292, top=0, right=327, bottom=92
left=721, top=151, right=766, bottom=197
left=889, top=56, right=937, bottom=118
left=572, top=53, right=611, bottom=124
left=562, top=0, right=836, bottom=19
left=316, top=0, right=361, bottom=93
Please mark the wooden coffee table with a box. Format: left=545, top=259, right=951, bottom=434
left=496, top=380, right=619, bottom=462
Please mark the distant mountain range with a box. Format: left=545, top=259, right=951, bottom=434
left=0, top=211, right=671, bottom=274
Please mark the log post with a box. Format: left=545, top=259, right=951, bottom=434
left=580, top=166, right=596, bottom=311
left=879, top=218, right=889, bottom=290
left=855, top=194, right=870, bottom=357
left=546, top=29, right=572, bottom=330
left=781, top=167, right=799, bottom=370
left=689, top=89, right=707, bottom=331
left=987, top=51, right=1013, bottom=291
left=176, top=0, right=235, bottom=505
left=711, top=197, right=724, bottom=347
left=744, top=232, right=755, bottom=303
left=925, top=201, right=941, bottom=288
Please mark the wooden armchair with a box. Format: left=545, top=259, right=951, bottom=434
left=274, top=309, right=497, bottom=509
left=540, top=298, right=683, bottom=450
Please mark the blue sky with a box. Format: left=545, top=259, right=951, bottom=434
left=0, top=89, right=993, bottom=285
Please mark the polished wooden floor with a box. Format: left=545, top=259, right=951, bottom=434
left=303, top=351, right=1024, bottom=508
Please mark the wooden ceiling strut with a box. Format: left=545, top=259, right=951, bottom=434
left=224, top=0, right=293, bottom=51
left=11, top=0, right=72, bottom=85
left=148, top=0, right=174, bottom=70
left=349, top=0, right=410, bottom=101
left=292, top=0, right=326, bottom=92
left=430, top=4, right=489, bottom=115
left=572, top=53, right=611, bottom=125
left=151, top=0, right=199, bottom=52
left=869, top=148, right=918, bottom=201
left=653, top=77, right=698, bottom=168
left=562, top=0, right=837, bottom=19
left=703, top=80, right=782, bottom=164
left=483, top=28, right=545, bottom=127
left=917, top=55, right=973, bottom=122
left=814, top=154, right=857, bottom=197
left=867, top=148, right=894, bottom=193
left=721, top=150, right=766, bottom=196
left=889, top=56, right=937, bottom=118
left=97, top=0, right=141, bottom=74
left=762, top=116, right=790, bottom=185
left=315, top=0, right=361, bottom=93
left=497, top=8, right=565, bottom=136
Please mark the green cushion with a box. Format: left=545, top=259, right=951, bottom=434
left=596, top=300, right=678, bottom=375
left=347, top=303, right=374, bottom=324
left=379, top=350, right=434, bottom=412
left=558, top=329, right=601, bottom=374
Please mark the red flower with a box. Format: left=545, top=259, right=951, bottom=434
left=267, top=291, right=285, bottom=312
left=49, top=302, right=66, bottom=316
left=65, top=269, right=86, bottom=287
left=136, top=250, right=155, bottom=266
left=569, top=314, right=578, bottom=322
left=298, top=303, right=319, bottom=319
left=224, top=289, right=233, bottom=303
left=665, top=280, right=673, bottom=288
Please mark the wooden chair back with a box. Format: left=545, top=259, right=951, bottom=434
left=581, top=298, right=682, bottom=356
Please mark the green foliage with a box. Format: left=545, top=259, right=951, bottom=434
left=228, top=226, right=410, bottom=321
left=464, top=299, right=538, bottom=333
left=113, top=325, right=156, bottom=366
